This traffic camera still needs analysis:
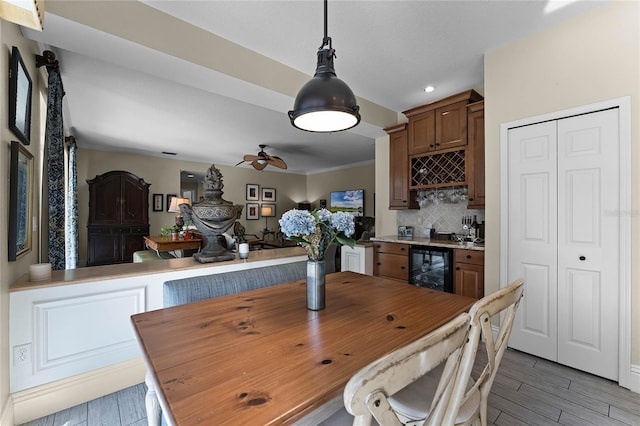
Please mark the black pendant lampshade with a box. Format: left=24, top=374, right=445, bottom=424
left=288, top=0, right=361, bottom=133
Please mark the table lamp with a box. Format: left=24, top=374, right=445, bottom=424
left=168, top=197, right=190, bottom=228
left=261, top=205, right=275, bottom=232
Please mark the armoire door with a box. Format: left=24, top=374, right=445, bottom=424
left=507, top=108, right=620, bottom=381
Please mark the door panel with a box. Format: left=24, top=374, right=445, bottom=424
left=507, top=121, right=558, bottom=360
left=557, top=109, right=619, bottom=380
left=565, top=268, right=601, bottom=348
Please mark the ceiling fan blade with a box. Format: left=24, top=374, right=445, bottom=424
left=268, top=156, right=288, bottom=169
left=244, top=154, right=260, bottom=161
left=234, top=160, right=246, bottom=167
left=252, top=160, right=268, bottom=170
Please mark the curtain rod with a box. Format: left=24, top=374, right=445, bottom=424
left=36, top=50, right=59, bottom=70
left=35, top=50, right=65, bottom=95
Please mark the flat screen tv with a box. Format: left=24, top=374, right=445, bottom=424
left=330, top=189, right=364, bottom=217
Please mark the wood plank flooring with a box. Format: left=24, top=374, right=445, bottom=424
left=21, top=349, right=639, bottom=425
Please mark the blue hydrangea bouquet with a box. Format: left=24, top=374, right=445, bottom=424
left=279, top=209, right=356, bottom=261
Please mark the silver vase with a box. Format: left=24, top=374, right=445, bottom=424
left=306, top=259, right=326, bottom=310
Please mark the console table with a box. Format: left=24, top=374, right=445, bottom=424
left=143, top=235, right=202, bottom=254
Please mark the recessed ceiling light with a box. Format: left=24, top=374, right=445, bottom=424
left=424, top=86, right=435, bottom=93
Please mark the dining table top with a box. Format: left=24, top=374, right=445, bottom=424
left=131, top=271, right=475, bottom=425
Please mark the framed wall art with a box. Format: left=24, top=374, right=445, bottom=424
left=246, top=184, right=259, bottom=201
left=153, top=194, right=163, bottom=212
left=9, top=46, right=33, bottom=146
left=330, top=189, right=364, bottom=216
left=9, top=141, right=34, bottom=261
left=166, top=194, right=177, bottom=212
left=262, top=187, right=276, bottom=202
left=246, top=203, right=259, bottom=220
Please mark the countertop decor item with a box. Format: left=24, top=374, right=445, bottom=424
left=180, top=164, right=243, bottom=263
left=279, top=208, right=356, bottom=309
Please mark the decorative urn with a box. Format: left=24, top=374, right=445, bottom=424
left=180, top=164, right=243, bottom=263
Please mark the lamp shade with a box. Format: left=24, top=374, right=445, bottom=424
left=289, top=48, right=360, bottom=133
left=261, top=205, right=275, bottom=217
left=168, top=197, right=189, bottom=213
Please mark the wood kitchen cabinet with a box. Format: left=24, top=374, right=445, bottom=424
left=454, top=249, right=484, bottom=299
left=466, top=100, right=485, bottom=209
left=87, top=170, right=150, bottom=266
left=404, top=90, right=483, bottom=155
left=385, top=124, right=417, bottom=210
left=374, top=242, right=409, bottom=281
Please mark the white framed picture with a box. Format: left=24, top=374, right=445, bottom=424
left=262, top=187, right=276, bottom=202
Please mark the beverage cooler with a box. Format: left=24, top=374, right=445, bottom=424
left=408, top=245, right=454, bottom=293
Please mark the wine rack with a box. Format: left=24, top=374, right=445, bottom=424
left=411, top=150, right=466, bottom=189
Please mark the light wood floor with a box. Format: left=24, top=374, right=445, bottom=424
left=21, top=349, right=639, bottom=426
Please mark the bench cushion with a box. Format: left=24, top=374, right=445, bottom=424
left=163, top=261, right=307, bottom=307
left=133, top=250, right=173, bottom=263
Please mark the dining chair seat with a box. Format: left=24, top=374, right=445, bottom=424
left=390, top=365, right=480, bottom=424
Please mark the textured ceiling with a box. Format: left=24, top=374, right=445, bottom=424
left=22, top=0, right=607, bottom=174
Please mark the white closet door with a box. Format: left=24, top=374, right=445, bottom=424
left=507, top=121, right=558, bottom=361
left=557, top=109, right=619, bottom=380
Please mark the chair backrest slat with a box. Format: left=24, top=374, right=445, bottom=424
left=344, top=312, right=471, bottom=425
left=442, top=279, right=525, bottom=425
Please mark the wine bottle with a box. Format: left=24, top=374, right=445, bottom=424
left=470, top=215, right=478, bottom=239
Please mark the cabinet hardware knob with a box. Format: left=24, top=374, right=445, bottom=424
left=400, top=247, right=405, bottom=251
left=429, top=144, right=434, bottom=148
left=377, top=262, right=381, bottom=265
left=579, top=256, right=586, bottom=261
left=456, top=267, right=461, bottom=270
left=466, top=255, right=472, bottom=259
left=435, top=143, right=440, bottom=146
left=400, top=266, right=405, bottom=270
left=469, top=198, right=474, bottom=201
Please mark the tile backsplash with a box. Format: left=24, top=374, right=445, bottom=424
left=397, top=201, right=484, bottom=238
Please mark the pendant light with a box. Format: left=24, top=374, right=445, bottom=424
left=288, top=0, right=360, bottom=132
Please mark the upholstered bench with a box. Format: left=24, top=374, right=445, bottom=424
left=163, top=261, right=307, bottom=307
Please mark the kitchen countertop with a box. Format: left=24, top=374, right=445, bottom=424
left=370, top=235, right=485, bottom=251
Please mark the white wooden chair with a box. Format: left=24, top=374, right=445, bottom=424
left=389, top=279, right=525, bottom=426
left=320, top=312, right=471, bottom=426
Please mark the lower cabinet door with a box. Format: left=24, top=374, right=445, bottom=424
left=122, top=233, right=146, bottom=263
left=454, top=262, right=484, bottom=299
left=88, top=233, right=121, bottom=266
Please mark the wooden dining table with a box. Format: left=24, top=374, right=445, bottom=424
left=131, top=271, right=475, bottom=425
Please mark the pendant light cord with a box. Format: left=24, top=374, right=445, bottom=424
left=319, top=0, right=333, bottom=51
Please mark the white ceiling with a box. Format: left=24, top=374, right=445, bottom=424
left=22, top=0, right=606, bottom=174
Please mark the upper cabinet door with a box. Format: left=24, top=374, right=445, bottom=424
left=435, top=100, right=468, bottom=150
left=88, top=173, right=122, bottom=225
left=408, top=109, right=435, bottom=155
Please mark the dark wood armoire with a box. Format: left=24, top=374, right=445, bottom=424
left=87, top=171, right=150, bottom=266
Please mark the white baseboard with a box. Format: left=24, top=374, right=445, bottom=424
left=11, top=357, right=146, bottom=425
left=1, top=395, right=15, bottom=426
left=630, top=364, right=640, bottom=394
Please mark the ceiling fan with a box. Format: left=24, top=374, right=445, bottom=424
left=236, top=144, right=288, bottom=170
